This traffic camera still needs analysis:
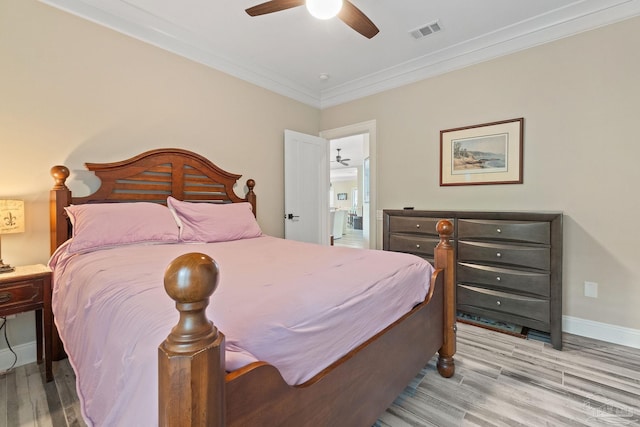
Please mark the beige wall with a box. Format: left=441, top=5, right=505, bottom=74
left=321, top=17, right=640, bottom=330
left=0, top=0, right=319, bottom=346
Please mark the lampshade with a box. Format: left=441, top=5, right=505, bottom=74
left=0, top=199, right=24, bottom=273
left=306, top=0, right=343, bottom=20
left=0, top=199, right=25, bottom=234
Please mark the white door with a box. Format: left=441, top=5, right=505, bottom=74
left=284, top=130, right=330, bottom=245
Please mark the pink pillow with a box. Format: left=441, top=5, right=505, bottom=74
left=167, top=197, right=262, bottom=243
left=65, top=203, right=179, bottom=254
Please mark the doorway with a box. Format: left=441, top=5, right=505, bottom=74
left=329, top=135, right=365, bottom=248
left=321, top=120, right=376, bottom=249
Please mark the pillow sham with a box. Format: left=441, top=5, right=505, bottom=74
left=167, top=197, right=262, bottom=243
left=65, top=202, right=179, bottom=254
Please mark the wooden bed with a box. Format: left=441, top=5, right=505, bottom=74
left=49, top=148, right=456, bottom=426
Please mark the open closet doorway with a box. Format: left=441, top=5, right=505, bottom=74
left=321, top=120, right=376, bottom=249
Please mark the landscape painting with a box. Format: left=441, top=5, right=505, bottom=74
left=440, top=118, right=523, bottom=186
left=452, top=133, right=508, bottom=174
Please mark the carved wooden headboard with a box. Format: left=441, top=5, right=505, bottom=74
left=50, top=148, right=256, bottom=253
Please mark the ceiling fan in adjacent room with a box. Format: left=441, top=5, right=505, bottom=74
left=332, top=148, right=351, bottom=166
left=245, top=0, right=380, bottom=39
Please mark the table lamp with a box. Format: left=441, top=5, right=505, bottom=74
left=0, top=199, right=25, bottom=273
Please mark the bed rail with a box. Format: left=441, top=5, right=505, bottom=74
left=158, top=219, right=456, bottom=426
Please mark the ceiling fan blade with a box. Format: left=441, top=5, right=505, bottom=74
left=340, top=161, right=349, bottom=166
left=246, top=0, right=304, bottom=17
left=338, top=1, right=379, bottom=39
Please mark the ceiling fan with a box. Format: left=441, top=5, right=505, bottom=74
left=332, top=148, right=351, bottom=166
left=245, top=0, right=379, bottom=39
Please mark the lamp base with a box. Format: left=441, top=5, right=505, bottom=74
left=0, top=260, right=15, bottom=274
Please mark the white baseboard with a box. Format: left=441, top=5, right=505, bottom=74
left=0, top=341, right=37, bottom=371
left=563, top=315, right=640, bottom=349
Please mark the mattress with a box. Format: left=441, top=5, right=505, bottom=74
left=49, top=235, right=433, bottom=426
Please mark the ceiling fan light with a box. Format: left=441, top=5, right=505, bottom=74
left=306, top=0, right=343, bottom=20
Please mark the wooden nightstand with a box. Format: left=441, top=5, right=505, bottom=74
left=0, top=264, right=53, bottom=382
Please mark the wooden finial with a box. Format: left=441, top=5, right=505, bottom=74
left=159, top=252, right=226, bottom=427
left=162, top=252, right=220, bottom=354
left=50, top=165, right=72, bottom=258
left=436, top=219, right=454, bottom=249
left=50, top=166, right=70, bottom=190
left=246, top=179, right=257, bottom=217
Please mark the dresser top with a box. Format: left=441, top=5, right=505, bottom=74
left=384, top=209, right=563, bottom=214
left=383, top=209, right=563, bottom=221
left=0, top=264, right=51, bottom=282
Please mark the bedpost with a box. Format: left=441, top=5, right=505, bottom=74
left=159, top=253, right=225, bottom=427
left=50, top=166, right=71, bottom=254
left=246, top=179, right=257, bottom=217
left=434, top=219, right=456, bottom=378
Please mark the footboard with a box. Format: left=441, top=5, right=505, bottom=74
left=158, top=220, right=455, bottom=426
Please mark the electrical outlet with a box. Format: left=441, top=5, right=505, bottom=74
left=584, top=281, right=598, bottom=298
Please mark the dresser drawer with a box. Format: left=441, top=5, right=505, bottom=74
left=458, top=219, right=550, bottom=244
left=458, top=240, right=550, bottom=271
left=388, top=234, right=440, bottom=257
left=389, top=216, right=446, bottom=236
left=457, top=284, right=549, bottom=324
left=457, top=262, right=550, bottom=297
left=0, top=280, right=44, bottom=314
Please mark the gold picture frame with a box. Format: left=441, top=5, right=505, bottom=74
left=440, top=118, right=524, bottom=186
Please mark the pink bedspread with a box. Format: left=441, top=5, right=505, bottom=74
left=49, top=236, right=434, bottom=426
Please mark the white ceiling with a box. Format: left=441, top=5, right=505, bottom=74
left=330, top=134, right=364, bottom=181
left=41, top=0, right=639, bottom=108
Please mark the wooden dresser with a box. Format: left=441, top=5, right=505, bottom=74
left=383, top=210, right=563, bottom=350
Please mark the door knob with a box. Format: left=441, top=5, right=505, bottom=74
left=286, top=213, right=300, bottom=220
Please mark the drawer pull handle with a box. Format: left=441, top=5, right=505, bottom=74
left=416, top=224, right=420, bottom=228
left=497, top=228, right=502, bottom=233
left=496, top=300, right=501, bottom=306
left=416, top=244, right=420, bottom=249
left=496, top=276, right=501, bottom=281
left=496, top=252, right=502, bottom=258
left=0, top=292, right=12, bottom=304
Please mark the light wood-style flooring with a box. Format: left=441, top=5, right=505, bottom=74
left=334, top=226, right=366, bottom=249
left=2, top=323, right=639, bottom=426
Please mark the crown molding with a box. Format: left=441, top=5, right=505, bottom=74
left=40, top=0, right=640, bottom=109
left=320, top=0, right=640, bottom=107
left=39, top=0, right=321, bottom=107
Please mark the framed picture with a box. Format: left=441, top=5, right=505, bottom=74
left=440, top=118, right=523, bottom=186
left=337, top=193, right=348, bottom=200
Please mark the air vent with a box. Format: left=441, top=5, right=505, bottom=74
left=410, top=20, right=442, bottom=40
